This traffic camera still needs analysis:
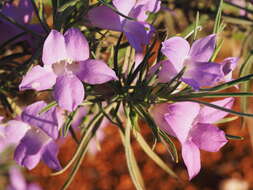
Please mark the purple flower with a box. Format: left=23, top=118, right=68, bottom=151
left=19, top=28, right=118, bottom=111
left=12, top=101, right=63, bottom=171
left=7, top=166, right=42, bottom=190
left=151, top=98, right=234, bottom=179
left=0, top=0, right=43, bottom=45
left=88, top=0, right=160, bottom=52
left=151, top=35, right=224, bottom=89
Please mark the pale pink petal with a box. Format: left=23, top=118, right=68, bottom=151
left=8, top=167, right=26, bottom=190
left=64, top=28, right=89, bottom=61
left=197, top=97, right=234, bottom=124
left=76, top=60, right=118, bottom=84
left=19, top=65, right=57, bottom=91
left=191, top=123, right=228, bottom=152
left=164, top=102, right=200, bottom=143
left=113, top=0, right=136, bottom=16
left=161, top=37, right=190, bottom=71
left=42, top=30, right=67, bottom=65
left=182, top=141, right=201, bottom=180
left=54, top=74, right=84, bottom=111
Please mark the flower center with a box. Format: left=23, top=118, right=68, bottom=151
left=52, top=60, right=80, bottom=76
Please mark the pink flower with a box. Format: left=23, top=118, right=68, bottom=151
left=151, top=98, right=234, bottom=179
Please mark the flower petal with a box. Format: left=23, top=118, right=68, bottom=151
left=197, top=97, right=235, bottom=124
left=8, top=167, right=26, bottom=190
left=161, top=37, right=190, bottom=71
left=42, top=30, right=67, bottom=65
left=42, top=141, right=61, bottom=171
left=189, top=34, right=216, bottom=62
left=19, top=65, right=56, bottom=91
left=130, top=0, right=161, bottom=21
left=157, top=60, right=178, bottom=83
left=14, top=129, right=50, bottom=170
left=27, top=183, right=42, bottom=190
left=21, top=101, right=60, bottom=139
left=88, top=5, right=122, bottom=31
left=191, top=123, right=228, bottom=152
left=182, top=61, right=223, bottom=89
left=64, top=28, right=89, bottom=61
left=152, top=102, right=200, bottom=143
left=221, top=57, right=238, bottom=82
left=182, top=141, right=201, bottom=180
left=5, top=120, right=30, bottom=145
left=53, top=74, right=84, bottom=111
left=123, top=20, right=153, bottom=52
left=76, top=59, right=118, bottom=84
left=113, top=0, right=136, bottom=16
left=163, top=102, right=200, bottom=143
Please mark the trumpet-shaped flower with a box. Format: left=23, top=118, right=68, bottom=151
left=19, top=28, right=118, bottom=111
left=151, top=98, right=234, bottom=179
left=151, top=35, right=223, bottom=89
left=8, top=101, right=63, bottom=171
left=88, top=0, right=160, bottom=52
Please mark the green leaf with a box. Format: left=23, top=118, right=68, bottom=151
left=121, top=107, right=145, bottom=190
left=170, top=92, right=253, bottom=99
left=159, top=131, right=179, bottom=163
left=214, top=116, right=239, bottom=124
left=226, top=134, right=244, bottom=140
left=134, top=105, right=159, bottom=139
left=58, top=0, right=79, bottom=12
left=61, top=110, right=77, bottom=137
left=193, top=11, right=200, bottom=40
left=38, top=101, right=57, bottom=115
left=213, top=0, right=224, bottom=34
left=134, top=129, right=178, bottom=178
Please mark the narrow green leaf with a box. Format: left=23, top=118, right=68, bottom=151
left=170, top=92, right=253, bottom=99
left=213, top=0, right=224, bottom=34
left=214, top=116, right=239, bottom=124
left=122, top=107, right=145, bottom=190
left=193, top=11, right=200, bottom=40
left=159, top=131, right=179, bottom=163
left=134, top=129, right=178, bottom=178
left=38, top=101, right=57, bottom=115
left=226, top=134, right=244, bottom=140
left=58, top=0, right=79, bottom=12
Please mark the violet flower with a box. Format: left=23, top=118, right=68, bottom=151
left=12, top=101, right=63, bottom=171
left=151, top=98, right=234, bottom=179
left=19, top=28, right=118, bottom=111
left=151, top=35, right=223, bottom=89
left=88, top=0, right=161, bottom=52
left=7, top=166, right=42, bottom=190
